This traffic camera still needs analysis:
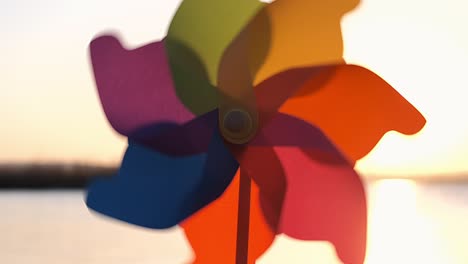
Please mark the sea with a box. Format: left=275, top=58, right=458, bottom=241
left=0, top=180, right=467, bottom=264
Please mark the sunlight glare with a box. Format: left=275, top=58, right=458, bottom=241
left=365, top=179, right=447, bottom=264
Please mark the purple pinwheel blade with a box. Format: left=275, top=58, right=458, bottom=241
left=89, top=35, right=194, bottom=137
left=86, top=124, right=239, bottom=229
left=129, top=110, right=219, bottom=156
left=250, top=113, right=350, bottom=165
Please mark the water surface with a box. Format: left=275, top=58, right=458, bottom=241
left=0, top=180, right=467, bottom=263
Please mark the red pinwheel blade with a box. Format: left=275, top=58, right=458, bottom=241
left=276, top=145, right=366, bottom=264
left=89, top=35, right=194, bottom=137
left=240, top=113, right=367, bottom=264
left=229, top=144, right=286, bottom=232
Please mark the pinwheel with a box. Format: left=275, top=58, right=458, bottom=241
left=86, top=0, right=426, bottom=263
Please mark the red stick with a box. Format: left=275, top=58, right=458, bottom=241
left=236, top=169, right=251, bottom=264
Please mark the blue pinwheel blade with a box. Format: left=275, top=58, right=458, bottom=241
left=86, top=127, right=239, bottom=229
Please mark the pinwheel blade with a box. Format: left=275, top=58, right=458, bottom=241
left=254, top=66, right=325, bottom=121
left=246, top=0, right=359, bottom=84
left=241, top=113, right=367, bottom=264
left=86, top=124, right=239, bottom=229
left=229, top=144, right=286, bottom=232
left=254, top=64, right=426, bottom=162
left=216, top=112, right=367, bottom=264
left=181, top=171, right=276, bottom=264
left=276, top=144, right=366, bottom=264
left=166, top=0, right=264, bottom=115
left=89, top=35, right=194, bottom=136
left=279, top=64, right=426, bottom=161
left=164, top=38, right=219, bottom=115
left=129, top=110, right=218, bottom=156
left=168, top=0, right=264, bottom=84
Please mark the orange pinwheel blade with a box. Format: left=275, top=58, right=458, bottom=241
left=276, top=64, right=426, bottom=162
left=181, top=171, right=275, bottom=264
left=247, top=0, right=359, bottom=84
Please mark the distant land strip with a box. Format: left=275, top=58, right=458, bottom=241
left=0, top=164, right=117, bottom=189
left=365, top=174, right=468, bottom=184
left=0, top=164, right=467, bottom=189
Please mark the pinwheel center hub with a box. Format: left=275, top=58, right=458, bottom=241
left=222, top=109, right=255, bottom=144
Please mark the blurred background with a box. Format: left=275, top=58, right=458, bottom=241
left=1, top=0, right=467, bottom=263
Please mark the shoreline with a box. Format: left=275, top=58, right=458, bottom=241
left=0, top=164, right=117, bottom=188
left=0, top=164, right=467, bottom=189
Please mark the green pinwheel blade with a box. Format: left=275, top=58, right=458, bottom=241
left=166, top=0, right=264, bottom=116
left=165, top=38, right=218, bottom=116
left=168, top=0, right=264, bottom=84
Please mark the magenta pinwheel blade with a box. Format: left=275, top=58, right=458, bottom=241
left=90, top=35, right=194, bottom=136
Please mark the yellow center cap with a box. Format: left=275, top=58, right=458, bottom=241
left=221, top=109, right=256, bottom=144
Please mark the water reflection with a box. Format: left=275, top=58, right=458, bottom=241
left=366, top=179, right=448, bottom=264
left=0, top=180, right=467, bottom=263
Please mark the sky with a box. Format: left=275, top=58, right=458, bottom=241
left=1, top=0, right=467, bottom=178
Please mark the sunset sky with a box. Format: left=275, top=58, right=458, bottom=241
left=1, top=0, right=467, bottom=178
